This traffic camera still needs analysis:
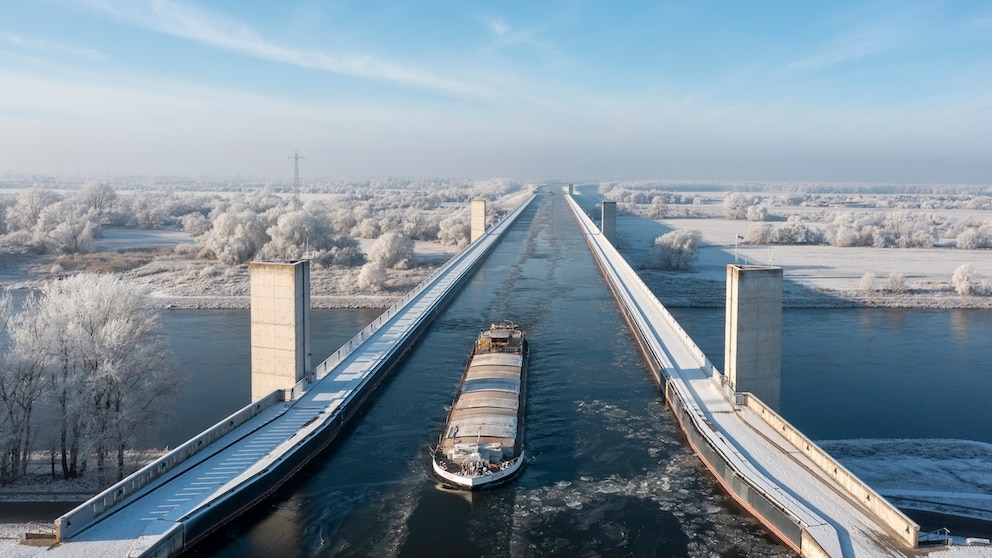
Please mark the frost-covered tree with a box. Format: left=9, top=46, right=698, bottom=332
left=437, top=213, right=471, bottom=247
left=956, top=225, right=992, bottom=250
left=746, top=205, right=768, bottom=222
left=32, top=201, right=100, bottom=254
left=5, top=188, right=61, bottom=232
left=886, top=273, right=907, bottom=293
left=259, top=210, right=337, bottom=261
left=952, top=264, right=992, bottom=296
left=828, top=211, right=936, bottom=248
left=650, top=230, right=702, bottom=271
left=745, top=223, right=776, bottom=245
left=0, top=292, right=46, bottom=484
left=777, top=216, right=824, bottom=245
left=181, top=212, right=210, bottom=237
left=198, top=209, right=270, bottom=265
left=353, top=217, right=381, bottom=239
left=368, top=232, right=415, bottom=269
left=859, top=272, right=877, bottom=293
left=356, top=262, right=388, bottom=291
left=78, top=181, right=117, bottom=220
left=723, top=193, right=760, bottom=220
left=16, top=275, right=177, bottom=484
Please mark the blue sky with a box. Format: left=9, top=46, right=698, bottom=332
left=1, top=1, right=990, bottom=182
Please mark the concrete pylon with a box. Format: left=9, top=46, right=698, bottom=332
left=471, top=199, right=487, bottom=242
left=601, top=200, right=617, bottom=245
left=250, top=260, right=312, bottom=402
left=725, top=264, right=782, bottom=411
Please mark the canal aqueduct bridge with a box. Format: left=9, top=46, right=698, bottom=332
left=47, top=189, right=921, bottom=557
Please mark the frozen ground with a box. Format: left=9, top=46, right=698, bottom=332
left=820, top=439, right=992, bottom=524
left=2, top=190, right=991, bottom=554
left=617, top=213, right=992, bottom=309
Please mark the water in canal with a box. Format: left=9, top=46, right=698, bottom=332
left=183, top=194, right=792, bottom=556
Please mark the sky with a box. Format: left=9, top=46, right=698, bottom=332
left=1, top=1, right=991, bottom=183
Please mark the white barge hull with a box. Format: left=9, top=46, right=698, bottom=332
left=432, top=452, right=524, bottom=489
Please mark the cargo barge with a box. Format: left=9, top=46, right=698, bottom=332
left=432, top=321, right=528, bottom=489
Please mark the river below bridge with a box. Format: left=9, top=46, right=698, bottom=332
left=173, top=194, right=791, bottom=556
left=150, top=194, right=990, bottom=557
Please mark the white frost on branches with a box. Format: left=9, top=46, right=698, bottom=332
left=650, top=230, right=702, bottom=271
left=368, top=232, right=415, bottom=269
left=356, top=262, right=388, bottom=292
left=0, top=276, right=177, bottom=487
left=952, top=264, right=992, bottom=296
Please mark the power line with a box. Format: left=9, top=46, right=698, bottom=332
left=290, top=150, right=305, bottom=210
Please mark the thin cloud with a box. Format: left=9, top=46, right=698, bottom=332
left=783, top=28, right=910, bottom=73
left=82, top=0, right=494, bottom=101
left=1, top=31, right=108, bottom=60
left=482, top=15, right=558, bottom=56
left=487, top=17, right=510, bottom=38
left=780, top=5, right=936, bottom=74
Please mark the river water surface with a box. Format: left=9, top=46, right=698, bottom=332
left=178, top=194, right=793, bottom=556
left=152, top=194, right=990, bottom=557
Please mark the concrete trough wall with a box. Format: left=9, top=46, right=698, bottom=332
left=665, top=381, right=803, bottom=551
left=57, top=391, right=284, bottom=541
left=53, top=193, right=537, bottom=555
left=314, top=195, right=536, bottom=381
left=177, top=194, right=537, bottom=550
left=564, top=194, right=836, bottom=557
left=739, top=393, right=919, bottom=548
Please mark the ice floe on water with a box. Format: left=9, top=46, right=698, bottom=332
left=503, top=398, right=794, bottom=557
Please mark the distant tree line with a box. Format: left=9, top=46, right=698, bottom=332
left=0, top=179, right=529, bottom=291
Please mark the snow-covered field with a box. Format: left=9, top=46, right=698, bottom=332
left=820, top=439, right=992, bottom=523
left=616, top=212, right=992, bottom=309
left=2, top=187, right=991, bottom=554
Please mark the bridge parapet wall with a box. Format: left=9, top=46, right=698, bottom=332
left=738, top=393, right=919, bottom=548
left=562, top=194, right=719, bottom=381
left=314, top=194, right=537, bottom=382
left=56, top=390, right=285, bottom=542
left=565, top=193, right=847, bottom=556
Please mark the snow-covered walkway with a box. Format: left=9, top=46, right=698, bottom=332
left=29, top=197, right=535, bottom=558
left=564, top=192, right=990, bottom=557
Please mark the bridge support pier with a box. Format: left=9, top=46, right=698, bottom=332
left=725, top=264, right=782, bottom=411
left=471, top=199, right=487, bottom=242
left=601, top=200, right=617, bottom=245
left=250, top=260, right=312, bottom=402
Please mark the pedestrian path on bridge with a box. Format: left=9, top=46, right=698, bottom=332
left=565, top=191, right=921, bottom=557
left=40, top=195, right=535, bottom=558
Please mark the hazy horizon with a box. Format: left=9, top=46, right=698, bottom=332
left=2, top=1, right=991, bottom=183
